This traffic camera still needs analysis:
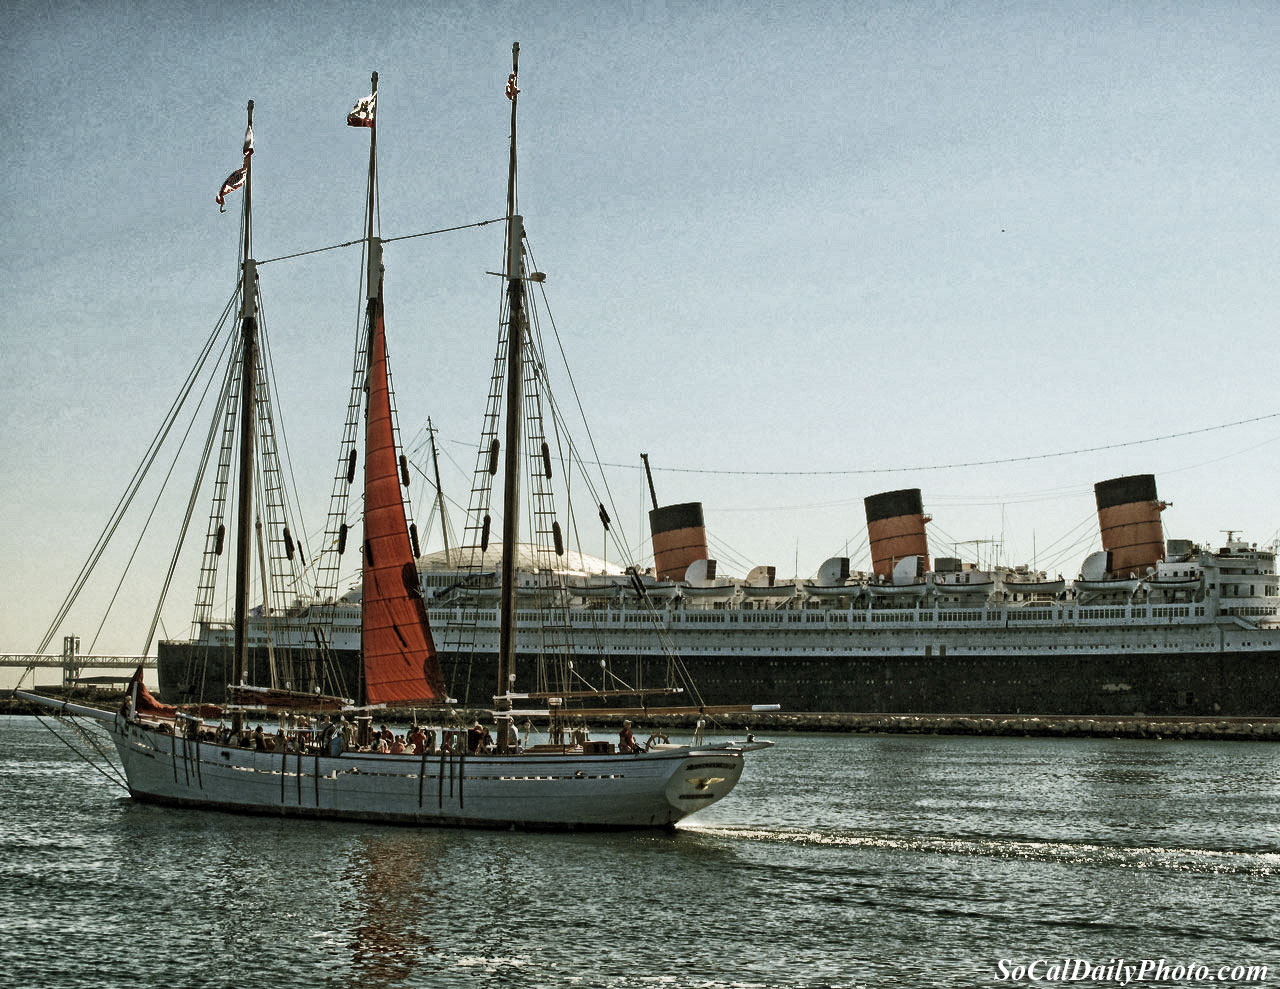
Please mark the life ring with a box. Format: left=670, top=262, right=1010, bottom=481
left=645, top=733, right=669, bottom=751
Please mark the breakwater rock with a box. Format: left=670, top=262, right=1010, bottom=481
left=644, top=711, right=1280, bottom=742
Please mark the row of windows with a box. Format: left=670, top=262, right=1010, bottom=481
left=429, top=604, right=1223, bottom=628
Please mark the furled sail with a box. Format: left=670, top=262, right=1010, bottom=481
left=361, top=287, right=446, bottom=705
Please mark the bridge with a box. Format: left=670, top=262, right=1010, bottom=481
left=1, top=636, right=153, bottom=687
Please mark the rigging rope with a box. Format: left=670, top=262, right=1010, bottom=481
left=34, top=712, right=128, bottom=791
left=517, top=236, right=713, bottom=706
left=32, top=293, right=238, bottom=661
left=255, top=217, right=506, bottom=266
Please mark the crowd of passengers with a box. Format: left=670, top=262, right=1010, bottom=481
left=194, top=715, right=524, bottom=757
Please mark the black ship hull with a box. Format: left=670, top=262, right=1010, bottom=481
left=157, top=641, right=1280, bottom=718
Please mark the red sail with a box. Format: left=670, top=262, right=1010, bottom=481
left=362, top=294, right=446, bottom=705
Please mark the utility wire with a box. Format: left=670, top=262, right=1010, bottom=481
left=574, top=412, right=1280, bottom=478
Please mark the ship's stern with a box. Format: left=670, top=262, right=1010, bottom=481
left=663, top=743, right=770, bottom=819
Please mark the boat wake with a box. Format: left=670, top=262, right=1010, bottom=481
left=682, top=824, right=1280, bottom=875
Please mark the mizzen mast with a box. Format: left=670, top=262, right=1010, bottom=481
left=496, top=41, right=523, bottom=749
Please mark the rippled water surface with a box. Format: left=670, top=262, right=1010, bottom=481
left=2, top=718, right=1277, bottom=988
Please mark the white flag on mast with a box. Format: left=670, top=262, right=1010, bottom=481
left=347, top=92, right=376, bottom=127
left=216, top=121, right=254, bottom=212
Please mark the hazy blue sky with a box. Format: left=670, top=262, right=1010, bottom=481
left=5, top=0, right=1280, bottom=661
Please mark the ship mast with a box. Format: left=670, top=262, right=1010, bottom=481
left=496, top=41, right=523, bottom=749
left=427, top=417, right=451, bottom=566
left=233, top=99, right=258, bottom=684
left=360, top=70, right=380, bottom=705
left=346, top=72, right=445, bottom=707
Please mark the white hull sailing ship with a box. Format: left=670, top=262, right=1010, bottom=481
left=19, top=50, right=771, bottom=830
left=41, top=692, right=746, bottom=828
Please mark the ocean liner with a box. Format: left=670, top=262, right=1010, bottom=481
left=158, top=472, right=1280, bottom=718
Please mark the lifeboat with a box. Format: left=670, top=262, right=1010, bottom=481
left=741, top=583, right=798, bottom=599
left=931, top=572, right=996, bottom=597
left=1072, top=577, right=1142, bottom=595
left=805, top=556, right=861, bottom=600
left=637, top=580, right=684, bottom=601
left=682, top=583, right=738, bottom=602
left=1073, top=550, right=1142, bottom=596
left=571, top=581, right=625, bottom=600
left=1001, top=576, right=1067, bottom=596
left=803, top=581, right=864, bottom=600
left=866, top=580, right=929, bottom=598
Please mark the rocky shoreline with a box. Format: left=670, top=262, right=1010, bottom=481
left=7, top=689, right=1279, bottom=742
left=679, top=711, right=1280, bottom=742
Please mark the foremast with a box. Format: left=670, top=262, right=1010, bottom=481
left=232, top=100, right=258, bottom=684
left=496, top=42, right=524, bottom=750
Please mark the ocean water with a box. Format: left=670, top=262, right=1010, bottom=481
left=1, top=717, right=1276, bottom=989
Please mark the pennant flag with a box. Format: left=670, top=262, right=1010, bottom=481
left=216, top=164, right=247, bottom=212
left=243, top=122, right=255, bottom=156
left=505, top=72, right=519, bottom=101
left=347, top=92, right=376, bottom=127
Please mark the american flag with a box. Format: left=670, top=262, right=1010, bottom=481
left=505, top=72, right=519, bottom=101
left=347, top=92, right=376, bottom=127
left=216, top=163, right=248, bottom=212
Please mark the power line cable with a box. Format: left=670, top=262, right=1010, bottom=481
left=569, top=412, right=1280, bottom=478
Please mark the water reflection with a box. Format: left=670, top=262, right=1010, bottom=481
left=345, top=831, right=447, bottom=984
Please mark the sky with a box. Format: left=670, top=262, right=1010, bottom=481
left=4, top=0, right=1280, bottom=666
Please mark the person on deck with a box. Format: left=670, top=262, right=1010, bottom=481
left=408, top=726, right=427, bottom=754
left=619, top=720, right=640, bottom=754
left=467, top=721, right=492, bottom=753
left=326, top=719, right=345, bottom=757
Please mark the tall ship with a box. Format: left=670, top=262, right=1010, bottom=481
left=20, top=51, right=773, bottom=829
left=159, top=471, right=1280, bottom=719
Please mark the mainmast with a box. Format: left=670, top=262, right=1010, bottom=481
left=351, top=72, right=446, bottom=707
left=360, top=70, right=381, bottom=704
left=363, top=72, right=380, bottom=294
left=233, top=99, right=258, bottom=684
left=496, top=41, right=523, bottom=747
